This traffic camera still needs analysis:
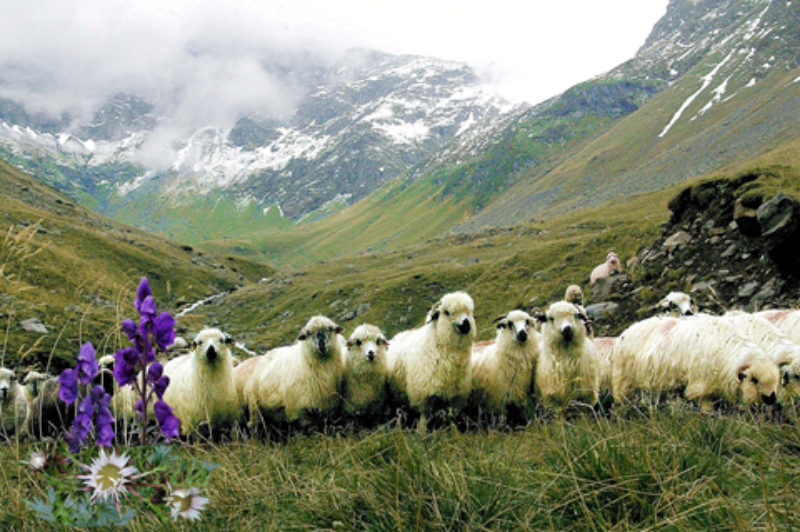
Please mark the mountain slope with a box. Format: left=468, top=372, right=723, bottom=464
left=0, top=160, right=270, bottom=370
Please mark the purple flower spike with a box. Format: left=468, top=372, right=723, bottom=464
left=95, top=400, right=115, bottom=447
left=76, top=342, right=99, bottom=385
left=135, top=277, right=152, bottom=314
left=64, top=428, right=82, bottom=454
left=57, top=368, right=79, bottom=404
left=154, top=400, right=180, bottom=439
left=113, top=347, right=139, bottom=386
left=153, top=312, right=176, bottom=351
left=153, top=375, right=170, bottom=400
left=148, top=362, right=163, bottom=382
left=121, top=319, right=137, bottom=342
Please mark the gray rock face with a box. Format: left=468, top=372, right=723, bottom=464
left=585, top=302, right=620, bottom=321
left=757, top=193, right=800, bottom=275
left=20, top=318, right=48, bottom=334
left=663, top=231, right=691, bottom=253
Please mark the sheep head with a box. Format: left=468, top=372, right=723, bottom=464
left=494, top=310, right=536, bottom=344
left=0, top=368, right=17, bottom=402
left=347, top=324, right=388, bottom=368
left=776, top=352, right=800, bottom=399
left=564, top=285, right=584, bottom=306
left=737, top=356, right=779, bottom=405
left=659, top=291, right=694, bottom=316
left=298, top=315, right=343, bottom=360
left=427, top=291, right=476, bottom=342
left=21, top=371, right=49, bottom=403
left=606, top=252, right=621, bottom=273
left=191, top=327, right=234, bottom=367
left=541, top=301, right=588, bottom=346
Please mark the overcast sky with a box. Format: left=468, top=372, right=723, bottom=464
left=0, top=0, right=669, bottom=127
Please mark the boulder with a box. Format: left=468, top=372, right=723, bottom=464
left=663, top=231, right=691, bottom=253
left=757, top=193, right=800, bottom=275
left=585, top=302, right=620, bottom=321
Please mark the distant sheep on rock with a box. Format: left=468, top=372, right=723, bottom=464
left=590, top=252, right=622, bottom=285
left=387, top=291, right=476, bottom=431
left=658, top=291, right=695, bottom=316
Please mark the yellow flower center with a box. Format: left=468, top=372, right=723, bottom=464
left=175, top=493, right=192, bottom=512
left=97, top=464, right=122, bottom=491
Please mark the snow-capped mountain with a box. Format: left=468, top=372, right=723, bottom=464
left=0, top=49, right=514, bottom=227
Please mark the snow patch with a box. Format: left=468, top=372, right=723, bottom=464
left=373, top=119, right=429, bottom=144
left=697, top=76, right=731, bottom=117
left=455, top=113, right=476, bottom=136
left=659, top=50, right=735, bottom=138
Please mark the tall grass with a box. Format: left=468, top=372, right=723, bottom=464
left=5, top=410, right=797, bottom=529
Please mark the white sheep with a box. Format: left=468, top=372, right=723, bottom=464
left=386, top=291, right=476, bottom=431
left=469, top=310, right=540, bottom=423
left=723, top=310, right=800, bottom=402
left=612, top=314, right=780, bottom=410
left=757, top=309, right=800, bottom=344
left=564, top=285, right=584, bottom=306
left=592, top=336, right=617, bottom=398
left=237, top=316, right=346, bottom=432
left=0, top=367, right=26, bottom=438
left=590, top=252, right=622, bottom=285
left=658, top=291, right=695, bottom=316
left=340, top=324, right=390, bottom=425
left=535, top=301, right=599, bottom=412
left=160, top=328, right=241, bottom=436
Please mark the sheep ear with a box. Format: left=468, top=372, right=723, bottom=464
left=297, top=331, right=308, bottom=341
left=427, top=301, right=441, bottom=323
left=223, top=335, right=234, bottom=345
left=377, top=337, right=388, bottom=347
left=334, top=325, right=343, bottom=334
left=536, top=314, right=547, bottom=324
left=496, top=320, right=508, bottom=330
left=346, top=338, right=356, bottom=348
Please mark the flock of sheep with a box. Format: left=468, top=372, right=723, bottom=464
left=4, top=281, right=800, bottom=440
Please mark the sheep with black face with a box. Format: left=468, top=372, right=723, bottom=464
left=237, top=316, right=346, bottom=432
left=340, top=324, right=390, bottom=425
left=160, top=327, right=241, bottom=436
left=535, top=301, right=599, bottom=412
left=387, top=291, right=476, bottom=431
left=658, top=291, right=695, bottom=317
left=469, top=310, right=540, bottom=424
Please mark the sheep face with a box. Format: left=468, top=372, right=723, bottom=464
left=659, top=291, right=694, bottom=316
left=778, top=357, right=800, bottom=398
left=21, top=371, right=48, bottom=403
left=347, top=324, right=388, bottom=366
left=0, top=368, right=17, bottom=402
left=428, top=292, right=476, bottom=342
left=737, top=356, right=780, bottom=405
left=564, top=285, right=584, bottom=306
left=542, top=302, right=588, bottom=346
left=298, top=316, right=344, bottom=360
left=495, top=310, right=536, bottom=344
left=606, top=252, right=621, bottom=273
left=191, top=328, right=234, bottom=367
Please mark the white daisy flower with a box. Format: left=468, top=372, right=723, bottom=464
left=24, top=451, right=47, bottom=471
left=77, top=448, right=138, bottom=503
left=166, top=487, right=210, bottom=521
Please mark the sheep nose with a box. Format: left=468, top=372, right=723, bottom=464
left=0, top=387, right=7, bottom=400
left=762, top=392, right=777, bottom=405
left=561, top=325, right=574, bottom=342
left=206, top=344, right=217, bottom=362
left=316, top=331, right=329, bottom=355
left=457, top=319, right=471, bottom=334
left=367, top=350, right=376, bottom=362
left=684, top=310, right=694, bottom=316
left=516, top=330, right=528, bottom=343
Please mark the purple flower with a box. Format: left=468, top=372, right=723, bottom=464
left=64, top=427, right=83, bottom=454
left=154, top=400, right=180, bottom=439
left=153, top=312, right=176, bottom=351
left=76, top=342, right=99, bottom=385
left=148, top=361, right=163, bottom=381
left=135, top=277, right=152, bottom=315
left=113, top=347, right=139, bottom=386
left=121, top=319, right=137, bottom=342
left=57, top=368, right=79, bottom=404
left=95, top=399, right=115, bottom=448
left=153, top=376, right=170, bottom=400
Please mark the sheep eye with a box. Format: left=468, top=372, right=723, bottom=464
left=355, top=339, right=362, bottom=346
left=751, top=377, right=759, bottom=385
left=443, top=310, right=451, bottom=317
left=547, top=316, right=554, bottom=322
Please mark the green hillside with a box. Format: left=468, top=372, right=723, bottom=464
left=0, top=160, right=271, bottom=371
